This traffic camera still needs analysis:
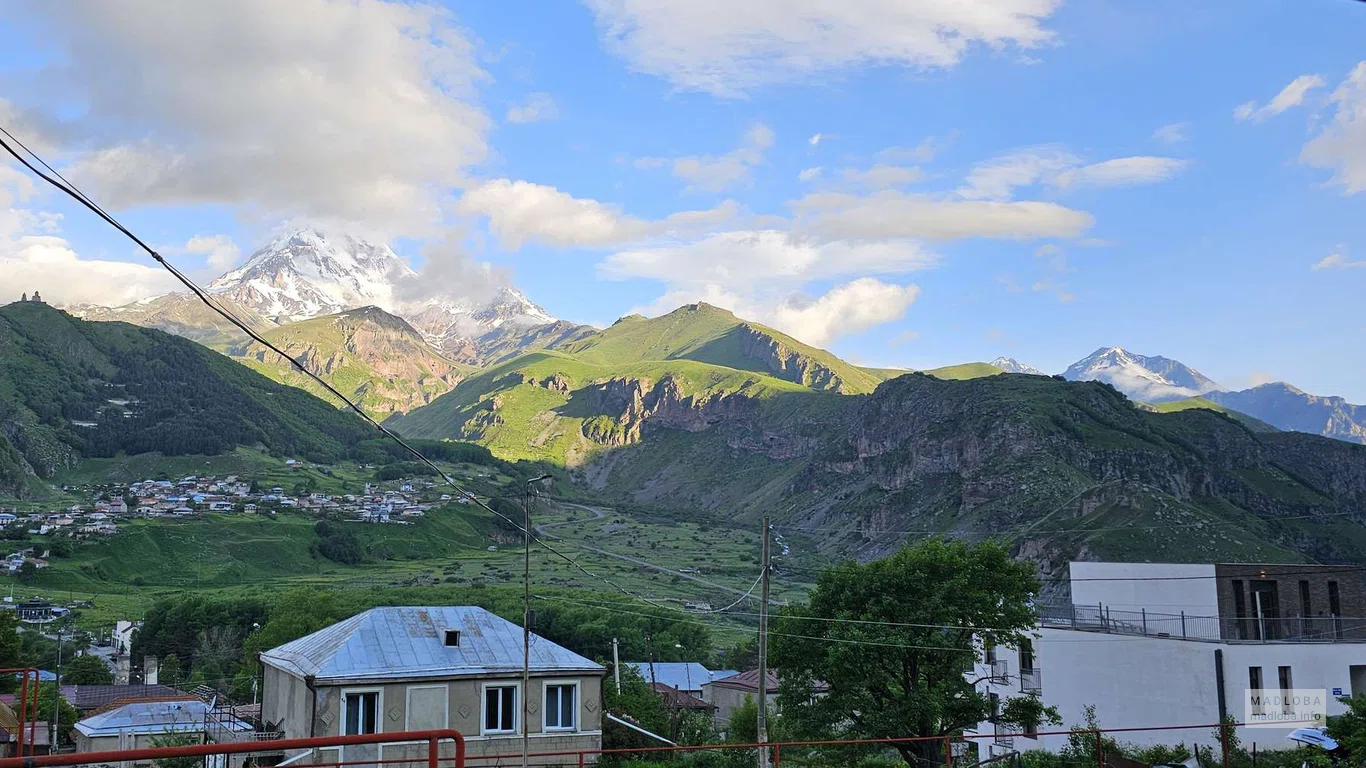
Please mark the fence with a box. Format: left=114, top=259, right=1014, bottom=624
left=1037, top=602, right=1366, bottom=643
left=0, top=730, right=466, bottom=768
left=0, top=723, right=1327, bottom=768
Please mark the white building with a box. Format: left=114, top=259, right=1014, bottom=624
left=971, top=562, right=1366, bottom=755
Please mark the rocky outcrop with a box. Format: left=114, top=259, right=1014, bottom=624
left=737, top=324, right=848, bottom=392
left=580, top=376, right=760, bottom=446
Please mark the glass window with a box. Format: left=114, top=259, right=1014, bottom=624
left=1249, top=667, right=1264, bottom=715
left=344, top=691, right=378, bottom=736
left=545, top=684, right=577, bottom=730
left=483, top=686, right=518, bottom=733
left=1279, top=666, right=1294, bottom=713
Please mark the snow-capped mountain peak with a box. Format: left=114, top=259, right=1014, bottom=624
left=990, top=356, right=1045, bottom=375
left=1062, top=346, right=1222, bottom=403
left=209, top=229, right=414, bottom=321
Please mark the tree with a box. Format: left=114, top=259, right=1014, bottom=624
left=16, top=561, right=37, bottom=583
left=770, top=539, right=1059, bottom=767
left=19, top=682, right=80, bottom=745
left=150, top=732, right=203, bottom=768
left=61, top=653, right=114, bottom=685
left=1326, top=696, right=1366, bottom=758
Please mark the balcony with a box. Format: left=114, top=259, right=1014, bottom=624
left=1038, top=601, right=1366, bottom=643
left=1019, top=667, right=1041, bottom=694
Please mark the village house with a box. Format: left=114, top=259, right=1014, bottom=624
left=73, top=699, right=250, bottom=758
left=260, top=606, right=606, bottom=766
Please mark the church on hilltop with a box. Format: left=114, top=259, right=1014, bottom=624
left=16, top=291, right=44, bottom=303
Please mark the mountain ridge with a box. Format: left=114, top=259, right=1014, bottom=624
left=1062, top=346, right=1222, bottom=403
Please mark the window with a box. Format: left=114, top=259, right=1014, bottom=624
left=984, top=643, right=997, bottom=664
left=1249, top=667, right=1264, bottom=715
left=1019, top=639, right=1035, bottom=672
left=444, top=629, right=461, bottom=647
left=343, top=691, right=379, bottom=736
left=1232, top=580, right=1248, bottom=639
left=1279, top=666, right=1294, bottom=713
left=483, top=685, right=518, bottom=734
left=1299, top=580, right=1312, bottom=617
left=987, top=692, right=1000, bottom=723
left=544, top=683, right=577, bottom=731
left=1329, top=581, right=1342, bottom=616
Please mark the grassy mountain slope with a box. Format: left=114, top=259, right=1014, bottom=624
left=555, top=303, right=886, bottom=394
left=1146, top=397, right=1279, bottom=432
left=231, top=306, right=473, bottom=417
left=0, top=302, right=372, bottom=497
left=387, top=349, right=815, bottom=464
left=70, top=293, right=269, bottom=351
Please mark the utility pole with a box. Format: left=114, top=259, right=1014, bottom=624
left=612, top=638, right=621, bottom=694
left=521, top=474, right=550, bottom=768
left=756, top=516, right=771, bottom=768
left=52, top=627, right=64, bottom=754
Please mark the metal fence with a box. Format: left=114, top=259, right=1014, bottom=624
left=1037, top=601, right=1366, bottom=643
left=0, top=721, right=1333, bottom=768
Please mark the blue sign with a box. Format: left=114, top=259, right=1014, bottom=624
left=1334, top=688, right=1344, bottom=696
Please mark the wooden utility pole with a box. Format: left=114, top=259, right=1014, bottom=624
left=756, top=516, right=771, bottom=768
left=522, top=483, right=533, bottom=768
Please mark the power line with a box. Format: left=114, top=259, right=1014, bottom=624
left=0, top=127, right=669, bottom=612
left=772, top=511, right=1357, bottom=538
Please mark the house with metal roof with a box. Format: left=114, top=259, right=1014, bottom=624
left=626, top=662, right=738, bottom=697
left=73, top=699, right=251, bottom=757
left=259, top=606, right=606, bottom=766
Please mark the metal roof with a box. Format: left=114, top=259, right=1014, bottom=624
left=74, top=700, right=249, bottom=739
left=260, top=606, right=604, bottom=684
left=627, top=663, right=736, bottom=692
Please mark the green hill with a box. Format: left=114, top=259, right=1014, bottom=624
left=231, top=306, right=473, bottom=418
left=1146, top=396, right=1279, bottom=432
left=0, top=301, right=372, bottom=497
left=556, top=303, right=886, bottom=394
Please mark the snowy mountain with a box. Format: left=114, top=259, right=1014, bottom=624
left=208, top=230, right=412, bottom=321
left=74, top=229, right=558, bottom=357
left=1062, top=347, right=1222, bottom=403
left=989, top=357, right=1045, bottom=375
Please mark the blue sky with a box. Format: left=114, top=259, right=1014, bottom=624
left=1, top=1, right=1364, bottom=399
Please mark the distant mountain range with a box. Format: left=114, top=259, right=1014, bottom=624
left=56, top=228, right=1366, bottom=446
left=995, top=347, right=1366, bottom=445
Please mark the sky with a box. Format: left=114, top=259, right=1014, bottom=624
left=1, top=1, right=1364, bottom=399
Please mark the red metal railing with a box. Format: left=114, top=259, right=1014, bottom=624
left=457, top=720, right=1320, bottom=768
left=0, top=729, right=466, bottom=768
left=0, top=667, right=40, bottom=757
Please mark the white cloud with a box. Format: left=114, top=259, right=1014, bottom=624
left=957, top=145, right=1078, bottom=200
left=456, top=178, right=737, bottom=249
left=877, top=137, right=945, bottom=164
left=505, top=92, right=559, bottom=124
left=640, top=123, right=775, bottom=192
left=791, top=190, right=1093, bottom=241
left=808, top=133, right=823, bottom=147
left=1301, top=62, right=1366, bottom=195
left=1312, top=249, right=1366, bottom=270
left=769, top=279, right=919, bottom=345
left=798, top=167, right=824, bottom=182
left=15, top=0, right=489, bottom=235
left=182, top=234, right=242, bottom=272
left=840, top=164, right=923, bottom=189
left=584, top=0, right=1062, bottom=96
left=1235, top=73, right=1325, bottom=122
left=625, top=278, right=919, bottom=346
left=958, top=147, right=1186, bottom=198
left=2, top=177, right=178, bottom=305
left=600, top=230, right=937, bottom=286
left=1052, top=156, right=1188, bottom=189
left=1152, top=122, right=1189, bottom=144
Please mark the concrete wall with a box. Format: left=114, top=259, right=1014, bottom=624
left=264, top=668, right=604, bottom=766
left=705, top=686, right=777, bottom=732
left=1070, top=563, right=1219, bottom=615
left=75, top=731, right=202, bottom=765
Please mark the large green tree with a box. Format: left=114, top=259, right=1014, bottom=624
left=771, top=539, right=1057, bottom=767
left=61, top=653, right=114, bottom=685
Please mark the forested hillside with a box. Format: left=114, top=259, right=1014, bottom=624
left=0, top=302, right=373, bottom=496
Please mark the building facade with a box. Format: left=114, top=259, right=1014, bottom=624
left=260, top=606, right=605, bottom=766
left=972, top=562, right=1366, bottom=755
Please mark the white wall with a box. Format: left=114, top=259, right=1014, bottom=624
left=1222, top=643, right=1365, bottom=748
left=1070, top=562, right=1219, bottom=615
left=1033, top=630, right=1222, bottom=751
